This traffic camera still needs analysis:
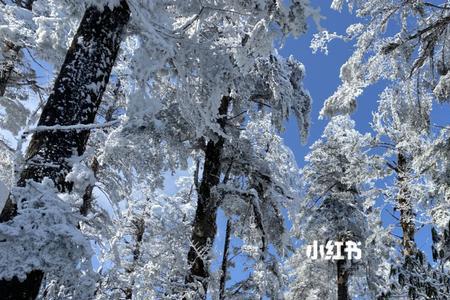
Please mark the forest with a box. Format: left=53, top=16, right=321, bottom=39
left=1, top=0, right=450, bottom=299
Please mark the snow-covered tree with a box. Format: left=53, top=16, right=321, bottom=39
left=0, top=1, right=130, bottom=298
left=308, top=1, right=450, bottom=298
left=1, top=0, right=316, bottom=298
left=312, top=0, right=450, bottom=118
left=91, top=1, right=315, bottom=297
left=288, top=115, right=392, bottom=299
left=211, top=113, right=303, bottom=299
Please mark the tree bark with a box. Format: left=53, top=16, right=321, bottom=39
left=0, top=42, right=21, bottom=97
left=397, top=152, right=415, bottom=257
left=336, top=258, right=349, bottom=300
left=0, top=2, right=130, bottom=299
left=186, top=96, right=230, bottom=297
left=79, top=157, right=99, bottom=216
left=219, top=219, right=231, bottom=300
left=12, top=0, right=34, bottom=10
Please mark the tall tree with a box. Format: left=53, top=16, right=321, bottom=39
left=371, top=82, right=450, bottom=298
left=312, top=2, right=450, bottom=297
left=186, top=96, right=230, bottom=294
left=96, top=1, right=314, bottom=296
left=0, top=1, right=130, bottom=298
left=288, top=115, right=392, bottom=299
left=183, top=53, right=311, bottom=296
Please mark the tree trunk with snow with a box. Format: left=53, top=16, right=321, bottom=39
left=397, top=152, right=415, bottom=257
left=186, top=96, right=230, bottom=296
left=0, top=2, right=130, bottom=299
left=0, top=42, right=21, bottom=97
left=12, top=0, right=34, bottom=10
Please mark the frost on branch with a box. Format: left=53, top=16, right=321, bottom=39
left=213, top=114, right=301, bottom=298
left=434, top=72, right=450, bottom=103
left=66, top=161, right=96, bottom=195
left=321, top=0, right=450, bottom=118
left=95, top=174, right=196, bottom=299
left=0, top=4, right=34, bottom=48
left=0, top=179, right=96, bottom=298
left=249, top=54, right=311, bottom=143
left=288, top=115, right=392, bottom=299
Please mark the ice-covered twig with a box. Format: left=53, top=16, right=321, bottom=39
left=24, top=120, right=120, bottom=134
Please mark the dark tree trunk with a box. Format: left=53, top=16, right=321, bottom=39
left=12, top=0, right=34, bottom=10
left=219, top=219, right=231, bottom=300
left=337, top=258, right=349, bottom=300
left=397, top=152, right=415, bottom=257
left=186, top=96, right=230, bottom=297
left=79, top=157, right=99, bottom=216
left=0, top=42, right=20, bottom=97
left=0, top=2, right=130, bottom=299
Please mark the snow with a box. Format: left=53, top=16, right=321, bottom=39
left=0, top=179, right=8, bottom=213
left=24, top=120, right=120, bottom=134
left=150, top=204, right=163, bottom=218
left=66, top=162, right=96, bottom=193
left=434, top=72, right=450, bottom=102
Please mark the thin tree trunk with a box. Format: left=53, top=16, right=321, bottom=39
left=186, top=96, right=230, bottom=296
left=397, top=152, right=415, bottom=257
left=219, top=219, right=231, bottom=300
left=79, top=156, right=99, bottom=216
left=336, top=258, right=349, bottom=300
left=0, top=2, right=130, bottom=299
left=124, top=217, right=145, bottom=299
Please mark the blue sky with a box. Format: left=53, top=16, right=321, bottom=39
left=211, top=7, right=375, bottom=294
left=278, top=4, right=450, bottom=264
left=280, top=5, right=372, bottom=164
left=158, top=5, right=450, bottom=295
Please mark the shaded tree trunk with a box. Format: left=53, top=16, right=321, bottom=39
left=0, top=2, right=130, bottom=299
left=397, top=152, right=415, bottom=257
left=336, top=258, right=349, bottom=300
left=0, top=42, right=21, bottom=97
left=79, top=156, right=99, bottom=216
left=219, top=219, right=231, bottom=300
left=186, top=96, right=230, bottom=296
left=12, top=0, right=34, bottom=10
